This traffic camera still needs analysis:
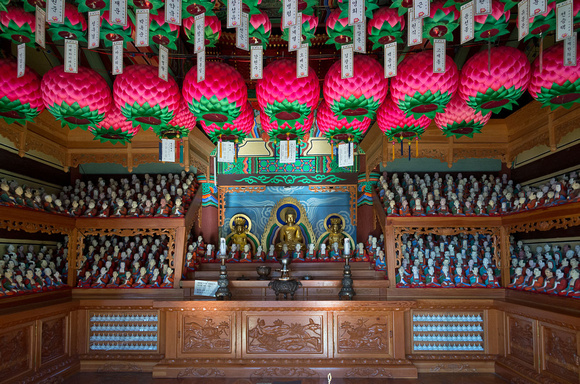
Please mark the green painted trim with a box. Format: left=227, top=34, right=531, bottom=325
left=235, top=174, right=346, bottom=184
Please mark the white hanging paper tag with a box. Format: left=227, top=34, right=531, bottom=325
left=165, top=0, right=182, bottom=25
left=88, top=11, right=100, bottom=48
left=251, top=45, right=263, bottom=79
left=194, top=13, right=205, bottom=53
left=288, top=12, right=301, bottom=52
left=17, top=44, right=25, bottom=79
left=460, top=1, right=474, bottom=44
left=197, top=50, right=206, bottom=82
left=474, top=0, right=491, bottom=16
left=64, top=40, right=78, bottom=73
left=236, top=13, right=249, bottom=50
left=349, top=0, right=365, bottom=25
left=282, top=0, right=298, bottom=29
left=296, top=44, right=309, bottom=78
left=135, top=9, right=150, bottom=47
left=227, top=0, right=242, bottom=28
left=407, top=10, right=423, bottom=46
left=341, top=44, right=354, bottom=79
left=160, top=139, right=176, bottom=162
left=46, top=0, right=64, bottom=24
left=110, top=0, right=128, bottom=27
left=529, top=0, right=547, bottom=16
left=338, top=143, right=354, bottom=167
left=353, top=17, right=366, bottom=53
left=384, top=42, right=397, bottom=78
left=564, top=32, right=577, bottom=66
left=433, top=39, right=446, bottom=73
left=279, top=140, right=297, bottom=163
left=556, top=0, right=572, bottom=41
left=35, top=6, right=46, bottom=48
left=413, top=0, right=430, bottom=19
left=518, top=0, right=529, bottom=41
left=218, top=141, right=235, bottom=162
left=158, top=44, right=169, bottom=81
left=112, top=40, right=124, bottom=75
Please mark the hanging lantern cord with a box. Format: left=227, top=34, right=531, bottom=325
left=219, top=135, right=223, bottom=159
left=415, top=135, right=419, bottom=158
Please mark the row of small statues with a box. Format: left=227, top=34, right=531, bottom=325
left=377, top=171, right=580, bottom=216
left=508, top=241, right=580, bottom=298
left=396, top=233, right=500, bottom=288
left=76, top=235, right=174, bottom=288
left=0, top=172, right=198, bottom=218
left=1, top=243, right=68, bottom=296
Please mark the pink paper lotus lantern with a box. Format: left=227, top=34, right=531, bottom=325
left=48, top=2, right=87, bottom=43
left=528, top=41, right=580, bottom=110
left=0, top=0, right=9, bottom=12
left=324, top=55, right=387, bottom=123
left=129, top=0, right=164, bottom=15
left=155, top=98, right=197, bottom=139
left=517, top=1, right=556, bottom=41
left=23, top=0, right=45, bottom=13
left=100, top=11, right=134, bottom=48
left=259, top=110, right=314, bottom=141
left=0, top=59, right=44, bottom=124
left=41, top=65, right=111, bottom=130
left=201, top=102, right=254, bottom=143
left=75, top=0, right=109, bottom=13
left=473, top=0, right=510, bottom=42
left=391, top=0, right=433, bottom=15
left=422, top=0, right=459, bottom=42
left=377, top=99, right=431, bottom=142
left=149, top=10, right=180, bottom=49
left=390, top=51, right=458, bottom=119
left=316, top=101, right=371, bottom=143
left=434, top=93, right=491, bottom=138
left=113, top=65, right=180, bottom=131
left=459, top=46, right=531, bottom=114
left=337, top=0, right=379, bottom=20
left=282, top=13, right=318, bottom=47
left=326, top=8, right=353, bottom=50
left=368, top=7, right=405, bottom=50
left=89, top=106, right=139, bottom=145
left=249, top=10, right=271, bottom=49
left=257, top=59, right=319, bottom=137
left=183, top=61, right=247, bottom=130
left=182, top=0, right=217, bottom=18
left=183, top=14, right=221, bottom=47
left=574, top=0, right=580, bottom=32
left=0, top=7, right=36, bottom=47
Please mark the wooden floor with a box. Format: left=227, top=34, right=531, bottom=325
left=63, top=373, right=509, bottom=384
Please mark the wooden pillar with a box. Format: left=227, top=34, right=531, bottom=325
left=392, top=310, right=407, bottom=359
left=500, top=226, right=510, bottom=287
left=173, top=226, right=186, bottom=288
left=67, top=228, right=78, bottom=287
left=385, top=220, right=397, bottom=283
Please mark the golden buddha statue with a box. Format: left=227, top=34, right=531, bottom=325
left=275, top=209, right=304, bottom=251
left=231, top=217, right=249, bottom=250
left=328, top=217, right=345, bottom=249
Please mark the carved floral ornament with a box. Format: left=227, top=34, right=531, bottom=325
left=505, top=216, right=580, bottom=235
left=393, top=226, right=501, bottom=268
left=0, top=218, right=74, bottom=236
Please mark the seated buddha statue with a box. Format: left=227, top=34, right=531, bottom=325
left=231, top=217, right=249, bottom=250
left=327, top=218, right=345, bottom=249
left=275, top=210, right=304, bottom=251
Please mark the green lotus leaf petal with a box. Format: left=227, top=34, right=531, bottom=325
left=384, top=124, right=424, bottom=142
left=182, top=0, right=216, bottom=18
left=0, top=96, right=41, bottom=125
left=329, top=94, right=380, bottom=122
left=48, top=18, right=88, bottom=43
left=465, top=85, right=525, bottom=114
left=439, top=120, right=485, bottom=138
left=121, top=102, right=175, bottom=130
left=264, top=99, right=312, bottom=126
left=75, top=0, right=110, bottom=14
left=188, top=95, right=241, bottom=127
left=90, top=126, right=135, bottom=145
left=47, top=101, right=106, bottom=130
left=534, top=79, right=580, bottom=110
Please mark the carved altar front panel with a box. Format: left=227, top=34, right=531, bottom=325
left=242, top=312, right=327, bottom=358
left=40, top=315, right=68, bottom=366
left=334, top=313, right=392, bottom=358
left=179, top=312, right=236, bottom=358
left=0, top=323, right=34, bottom=383
left=507, top=315, right=536, bottom=368
left=540, top=324, right=579, bottom=384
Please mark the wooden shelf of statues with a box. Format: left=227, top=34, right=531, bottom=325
left=410, top=311, right=485, bottom=353
left=88, top=310, right=159, bottom=353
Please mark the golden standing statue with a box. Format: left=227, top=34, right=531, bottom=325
left=276, top=209, right=304, bottom=251
left=327, top=217, right=345, bottom=249
left=231, top=217, right=249, bottom=250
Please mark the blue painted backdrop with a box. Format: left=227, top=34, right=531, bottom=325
left=222, top=186, right=355, bottom=243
